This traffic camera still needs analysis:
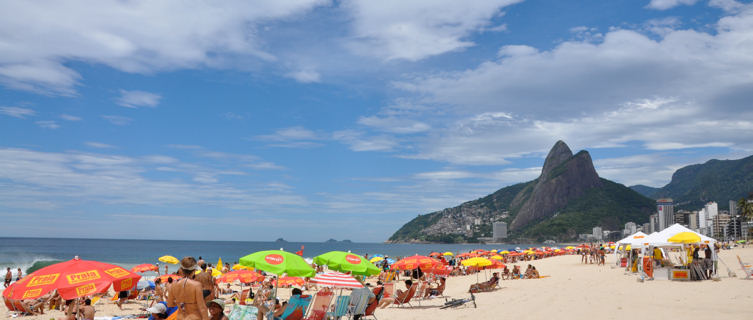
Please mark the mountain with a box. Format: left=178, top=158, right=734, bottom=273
left=631, top=155, right=753, bottom=210
left=629, top=184, right=661, bottom=198
left=388, top=141, right=655, bottom=243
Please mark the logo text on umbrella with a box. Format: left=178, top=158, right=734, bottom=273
left=27, top=274, right=60, bottom=287
left=265, top=254, right=284, bottom=265
left=22, top=288, right=42, bottom=299
left=345, top=254, right=361, bottom=265
left=67, top=270, right=101, bottom=284
left=105, top=267, right=130, bottom=278
left=75, top=283, right=97, bottom=296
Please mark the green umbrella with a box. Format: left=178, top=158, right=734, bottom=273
left=312, top=251, right=381, bottom=276
left=239, top=250, right=315, bottom=277
left=737, top=240, right=747, bottom=243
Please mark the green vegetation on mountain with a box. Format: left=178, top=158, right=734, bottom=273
left=631, top=155, right=753, bottom=210
left=629, top=184, right=660, bottom=198
left=522, top=179, right=654, bottom=241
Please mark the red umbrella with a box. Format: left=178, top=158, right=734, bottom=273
left=390, top=255, right=442, bottom=270
left=309, top=272, right=363, bottom=289
left=156, top=274, right=182, bottom=283
left=131, top=264, right=159, bottom=273
left=428, top=252, right=441, bottom=257
left=3, top=258, right=140, bottom=300
left=216, top=270, right=263, bottom=284
left=277, top=276, right=304, bottom=287
left=427, top=265, right=452, bottom=276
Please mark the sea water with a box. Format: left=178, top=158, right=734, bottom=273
left=0, top=237, right=544, bottom=275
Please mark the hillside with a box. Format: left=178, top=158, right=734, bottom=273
left=629, top=155, right=753, bottom=210
left=388, top=141, right=655, bottom=243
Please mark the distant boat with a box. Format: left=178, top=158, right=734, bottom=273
left=544, top=240, right=556, bottom=245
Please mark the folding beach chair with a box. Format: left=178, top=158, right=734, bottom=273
left=302, top=290, right=333, bottom=320
left=393, top=283, right=417, bottom=308
left=327, top=295, right=351, bottom=320
left=737, top=255, right=753, bottom=279
left=228, top=304, right=259, bottom=320
left=361, top=286, right=384, bottom=320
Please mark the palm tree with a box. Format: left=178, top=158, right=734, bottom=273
left=739, top=194, right=753, bottom=240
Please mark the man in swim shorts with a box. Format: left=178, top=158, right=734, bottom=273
left=4, top=267, right=12, bottom=287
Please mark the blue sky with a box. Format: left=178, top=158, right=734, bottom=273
left=2, top=0, right=753, bottom=242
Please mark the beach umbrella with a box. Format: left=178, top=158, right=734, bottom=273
left=277, top=276, right=305, bottom=287
left=232, top=264, right=252, bottom=271
left=131, top=264, right=159, bottom=273
left=312, top=251, right=380, bottom=276
left=216, top=270, right=263, bottom=284
left=370, top=257, right=384, bottom=263
left=668, top=232, right=702, bottom=244
left=195, top=268, right=222, bottom=277
left=429, top=252, right=441, bottom=257
left=737, top=240, right=747, bottom=244
left=239, top=250, right=315, bottom=277
left=428, top=265, right=452, bottom=276
left=490, top=255, right=504, bottom=261
left=461, top=257, right=492, bottom=268
left=3, top=258, right=140, bottom=300
left=442, top=252, right=454, bottom=256
left=499, top=250, right=510, bottom=255
left=158, top=255, right=179, bottom=264
left=156, top=274, right=182, bottom=283
left=310, top=272, right=363, bottom=289
left=390, top=255, right=442, bottom=271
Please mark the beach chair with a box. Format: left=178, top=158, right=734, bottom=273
left=228, top=304, right=259, bottom=320
left=737, top=255, right=753, bottom=279
left=361, top=286, right=383, bottom=320
left=393, top=283, right=417, bottom=308
left=278, top=294, right=312, bottom=320
left=327, top=295, right=351, bottom=320
left=302, top=290, right=333, bottom=320
left=347, top=288, right=375, bottom=319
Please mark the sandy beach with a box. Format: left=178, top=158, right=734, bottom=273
left=4, top=247, right=753, bottom=320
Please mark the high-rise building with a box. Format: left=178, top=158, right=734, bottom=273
left=642, top=223, right=650, bottom=233
left=649, top=214, right=658, bottom=233
left=657, top=199, right=674, bottom=231
left=730, top=200, right=738, bottom=216
left=624, top=222, right=637, bottom=235
left=674, top=210, right=691, bottom=227
left=713, top=214, right=730, bottom=239
left=689, top=211, right=698, bottom=230
left=492, top=222, right=507, bottom=241
left=592, top=227, right=603, bottom=241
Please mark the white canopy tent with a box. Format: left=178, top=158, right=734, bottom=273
left=614, top=231, right=649, bottom=267
left=634, top=224, right=718, bottom=280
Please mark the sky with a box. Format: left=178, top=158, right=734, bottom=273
left=1, top=0, right=753, bottom=242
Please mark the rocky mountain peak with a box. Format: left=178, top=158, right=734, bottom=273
left=541, top=140, right=573, bottom=178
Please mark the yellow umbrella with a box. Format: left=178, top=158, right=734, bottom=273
left=625, top=245, right=631, bottom=250
left=159, top=255, right=179, bottom=264
left=232, top=264, right=252, bottom=270
left=370, top=257, right=384, bottom=263
left=442, top=252, right=454, bottom=256
left=668, top=232, right=701, bottom=244
left=565, top=246, right=575, bottom=250
left=461, top=257, right=492, bottom=267
left=490, top=255, right=504, bottom=260
left=196, top=268, right=223, bottom=277
left=499, top=250, right=510, bottom=255
left=490, top=249, right=498, bottom=253
left=217, top=257, right=223, bottom=269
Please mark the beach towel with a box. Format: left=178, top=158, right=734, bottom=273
left=228, top=304, right=258, bottom=320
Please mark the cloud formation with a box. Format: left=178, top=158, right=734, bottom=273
left=0, top=106, right=35, bottom=118
left=116, top=90, right=161, bottom=108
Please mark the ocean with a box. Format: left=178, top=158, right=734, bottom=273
left=0, top=237, right=544, bottom=275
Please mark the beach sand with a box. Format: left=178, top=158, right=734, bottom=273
left=3, top=247, right=753, bottom=320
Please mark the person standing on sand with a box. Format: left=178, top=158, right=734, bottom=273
left=196, top=263, right=216, bottom=302
left=168, top=257, right=208, bottom=320
left=4, top=267, right=11, bottom=287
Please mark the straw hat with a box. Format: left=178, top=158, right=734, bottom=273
left=180, top=256, right=199, bottom=271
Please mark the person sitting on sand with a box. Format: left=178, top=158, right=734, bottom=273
left=423, top=277, right=446, bottom=298
left=218, top=283, right=235, bottom=295
left=530, top=266, right=540, bottom=279
left=147, top=301, right=178, bottom=320
left=524, top=265, right=533, bottom=279
left=79, top=298, right=95, bottom=320
left=501, top=266, right=510, bottom=280
left=468, top=272, right=499, bottom=293
left=57, top=300, right=77, bottom=320
left=511, top=266, right=522, bottom=279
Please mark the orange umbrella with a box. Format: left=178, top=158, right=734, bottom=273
left=277, top=276, right=304, bottom=287
left=216, top=270, right=263, bottom=284
left=131, top=264, right=159, bottom=273
left=487, top=260, right=505, bottom=269
left=156, top=274, right=182, bottom=283
left=428, top=252, right=441, bottom=257
left=390, top=255, right=442, bottom=270
left=3, top=258, right=140, bottom=300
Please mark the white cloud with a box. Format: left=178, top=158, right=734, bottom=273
left=358, top=116, right=430, bottom=134
left=344, top=0, right=522, bottom=61
left=414, top=170, right=475, bottom=180
left=382, top=6, right=753, bottom=165
left=286, top=69, right=321, bottom=83
left=710, top=0, right=746, bottom=12
left=0, top=0, right=328, bottom=95
left=116, top=90, right=161, bottom=108
left=332, top=130, right=398, bottom=151
left=60, top=114, right=82, bottom=121
left=35, top=120, right=60, bottom=129
left=0, top=106, right=36, bottom=118
left=101, top=115, right=132, bottom=126
left=254, top=126, right=325, bottom=148
left=646, top=0, right=699, bottom=10
left=85, top=142, right=115, bottom=149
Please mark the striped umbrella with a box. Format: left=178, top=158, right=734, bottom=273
left=309, top=272, right=363, bottom=288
